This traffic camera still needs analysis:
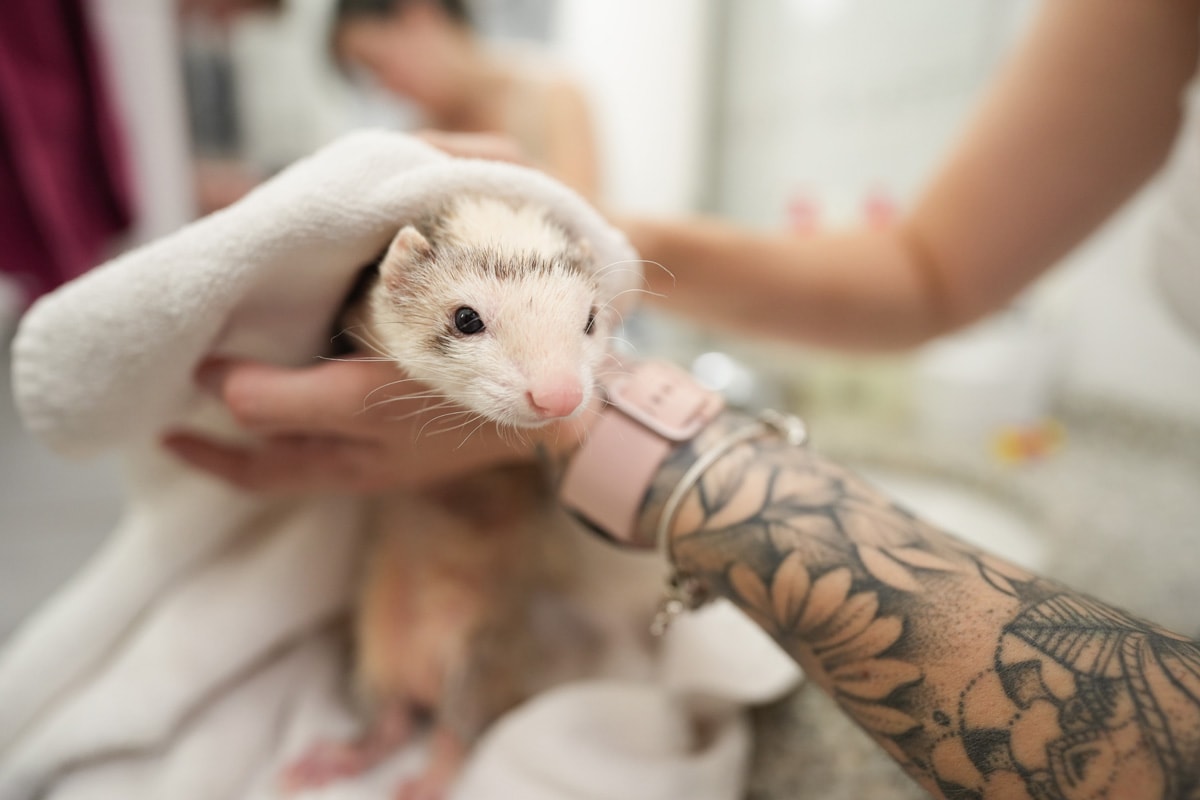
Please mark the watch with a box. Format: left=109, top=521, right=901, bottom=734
left=559, top=360, right=725, bottom=548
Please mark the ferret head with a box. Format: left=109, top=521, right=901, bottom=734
left=366, top=198, right=613, bottom=429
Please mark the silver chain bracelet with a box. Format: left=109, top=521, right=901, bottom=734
left=650, top=408, right=809, bottom=636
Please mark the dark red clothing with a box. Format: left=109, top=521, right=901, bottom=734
left=0, top=0, right=134, bottom=305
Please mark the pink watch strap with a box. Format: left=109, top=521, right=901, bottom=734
left=560, top=361, right=724, bottom=547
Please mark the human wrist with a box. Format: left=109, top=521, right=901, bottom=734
left=633, top=409, right=809, bottom=571
left=631, top=409, right=752, bottom=560
left=558, top=360, right=726, bottom=549
left=560, top=360, right=808, bottom=560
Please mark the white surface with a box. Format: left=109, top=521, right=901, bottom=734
left=914, top=313, right=1059, bottom=445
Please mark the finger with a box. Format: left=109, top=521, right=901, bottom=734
left=163, top=432, right=385, bottom=493
left=163, top=433, right=275, bottom=490
left=198, top=358, right=417, bottom=435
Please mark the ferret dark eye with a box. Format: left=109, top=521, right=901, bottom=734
left=585, top=307, right=597, bottom=336
left=454, top=306, right=485, bottom=335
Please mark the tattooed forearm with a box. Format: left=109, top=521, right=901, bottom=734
left=637, top=411, right=1200, bottom=800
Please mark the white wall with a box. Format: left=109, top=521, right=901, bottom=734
left=550, top=0, right=715, bottom=213
left=717, top=0, right=1034, bottom=226
left=88, top=0, right=197, bottom=245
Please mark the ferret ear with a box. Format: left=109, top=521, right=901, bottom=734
left=380, top=226, right=432, bottom=291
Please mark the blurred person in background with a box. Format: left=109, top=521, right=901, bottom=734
left=0, top=0, right=134, bottom=309
left=331, top=0, right=600, bottom=198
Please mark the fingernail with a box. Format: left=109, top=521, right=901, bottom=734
left=195, top=359, right=231, bottom=395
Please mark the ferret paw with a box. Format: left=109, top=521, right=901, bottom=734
left=394, top=772, right=453, bottom=800
left=278, top=740, right=383, bottom=794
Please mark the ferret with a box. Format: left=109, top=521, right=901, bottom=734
left=279, top=196, right=659, bottom=800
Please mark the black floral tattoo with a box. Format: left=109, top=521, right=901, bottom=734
left=638, top=412, right=1200, bottom=799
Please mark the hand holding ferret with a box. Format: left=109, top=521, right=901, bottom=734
left=163, top=356, right=594, bottom=494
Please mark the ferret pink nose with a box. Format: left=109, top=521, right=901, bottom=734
left=526, top=382, right=584, bottom=419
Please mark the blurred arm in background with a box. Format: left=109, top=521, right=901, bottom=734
left=623, top=0, right=1200, bottom=351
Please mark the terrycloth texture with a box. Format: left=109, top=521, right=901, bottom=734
left=2, top=131, right=801, bottom=800
left=0, top=0, right=133, bottom=304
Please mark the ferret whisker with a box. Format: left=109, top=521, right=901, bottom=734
left=373, top=399, right=459, bottom=421
left=597, top=258, right=674, bottom=287
left=365, top=394, right=454, bottom=411
left=455, top=417, right=493, bottom=450
left=384, top=402, right=458, bottom=424
left=318, top=355, right=396, bottom=364
left=571, top=418, right=596, bottom=448
left=493, top=425, right=511, bottom=447
left=599, top=351, right=627, bottom=366
left=604, top=336, right=638, bottom=355
left=596, top=258, right=665, bottom=276
left=511, top=426, right=534, bottom=450
left=334, top=325, right=397, bottom=361
left=367, top=389, right=450, bottom=401
left=416, top=410, right=475, bottom=440
left=629, top=287, right=668, bottom=301
left=606, top=307, right=627, bottom=332
left=597, top=356, right=626, bottom=379
left=364, top=388, right=453, bottom=403
left=603, top=287, right=665, bottom=307
left=420, top=411, right=485, bottom=440
left=592, top=266, right=645, bottom=283
left=418, top=407, right=472, bottom=427
left=359, top=377, right=433, bottom=408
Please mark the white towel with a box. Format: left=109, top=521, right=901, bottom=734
left=2, top=130, right=800, bottom=800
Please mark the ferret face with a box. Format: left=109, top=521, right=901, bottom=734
left=365, top=202, right=612, bottom=429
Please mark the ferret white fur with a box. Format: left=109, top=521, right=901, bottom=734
left=280, top=196, right=660, bottom=800
left=358, top=195, right=608, bottom=428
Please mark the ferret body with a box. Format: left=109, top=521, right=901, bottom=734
left=281, top=196, right=659, bottom=799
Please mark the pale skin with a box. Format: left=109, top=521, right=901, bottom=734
left=163, top=0, right=1200, bottom=796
